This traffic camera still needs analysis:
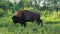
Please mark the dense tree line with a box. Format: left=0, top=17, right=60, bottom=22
left=0, top=0, right=60, bottom=11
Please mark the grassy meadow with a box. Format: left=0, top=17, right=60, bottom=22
left=0, top=9, right=60, bottom=34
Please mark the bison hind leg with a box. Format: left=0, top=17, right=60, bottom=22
left=36, top=19, right=43, bottom=27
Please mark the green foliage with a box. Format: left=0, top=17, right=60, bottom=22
left=0, top=9, right=13, bottom=17
left=0, top=9, right=60, bottom=34
left=0, top=15, right=60, bottom=34
left=5, top=9, right=13, bottom=16
left=41, top=11, right=60, bottom=24
left=20, top=7, right=39, bottom=12
left=0, top=0, right=60, bottom=34
left=0, top=8, right=5, bottom=17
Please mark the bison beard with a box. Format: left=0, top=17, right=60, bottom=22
left=12, top=10, right=43, bottom=27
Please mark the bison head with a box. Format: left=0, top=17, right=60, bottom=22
left=12, top=15, right=20, bottom=24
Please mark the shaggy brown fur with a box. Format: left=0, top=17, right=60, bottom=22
left=12, top=10, right=43, bottom=27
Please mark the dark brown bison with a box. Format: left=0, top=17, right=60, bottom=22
left=12, top=10, right=43, bottom=27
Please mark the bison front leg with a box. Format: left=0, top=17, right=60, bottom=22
left=21, top=21, right=26, bottom=27
left=13, top=21, right=17, bottom=25
left=23, top=22, right=26, bottom=27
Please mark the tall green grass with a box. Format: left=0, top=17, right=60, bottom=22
left=0, top=10, right=60, bottom=34
left=0, top=17, right=60, bottom=34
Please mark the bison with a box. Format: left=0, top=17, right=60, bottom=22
left=12, top=10, right=43, bottom=27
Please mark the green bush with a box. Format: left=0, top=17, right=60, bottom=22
left=41, top=11, right=60, bottom=24
left=20, top=7, right=39, bottom=12
left=0, top=8, right=5, bottom=17
left=5, top=9, right=13, bottom=16
left=0, top=9, right=14, bottom=17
